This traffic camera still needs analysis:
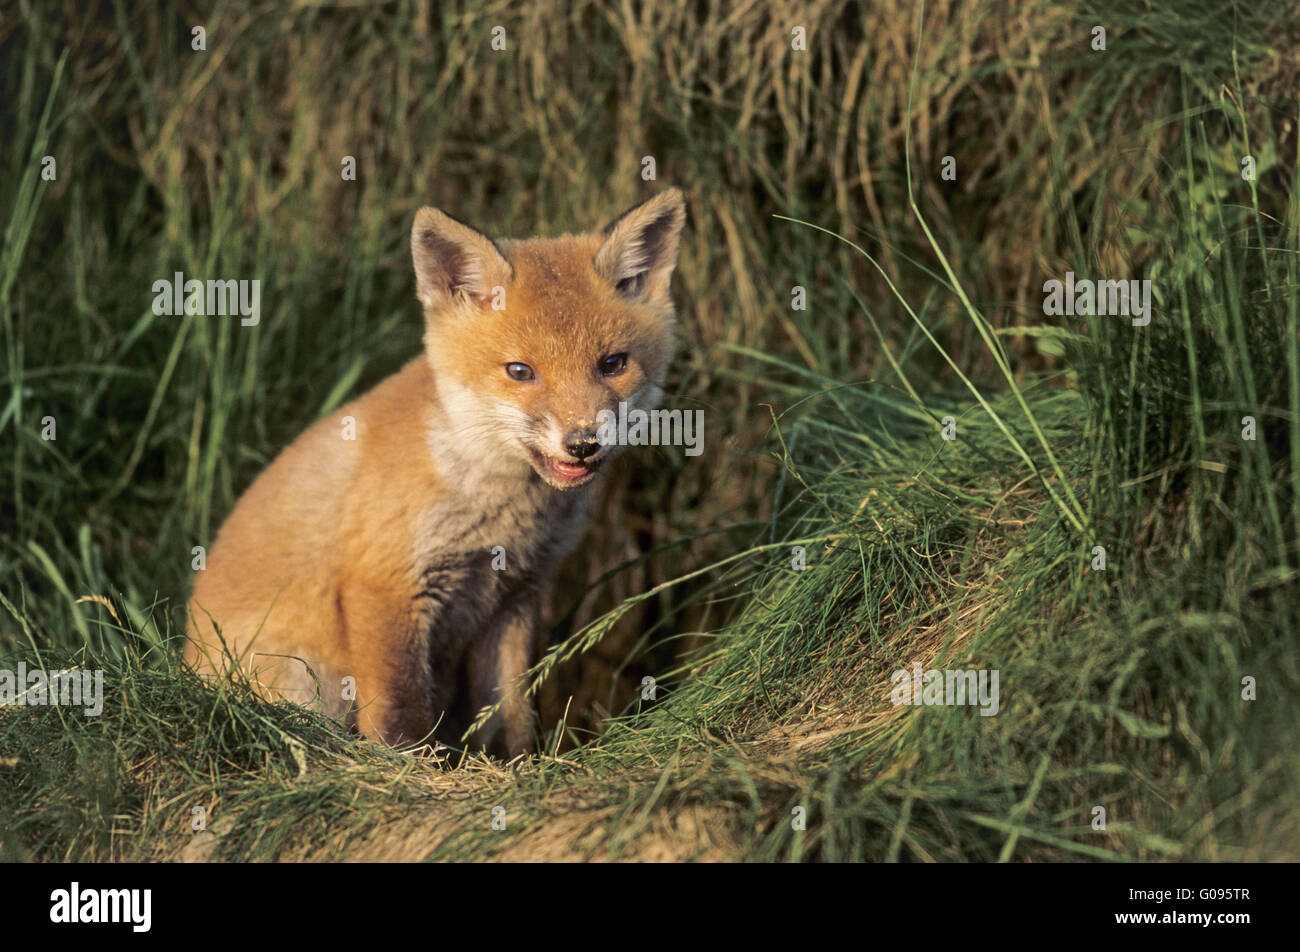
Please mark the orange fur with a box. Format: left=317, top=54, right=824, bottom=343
left=185, top=189, right=686, bottom=755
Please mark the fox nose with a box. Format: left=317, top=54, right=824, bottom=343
left=563, top=428, right=600, bottom=460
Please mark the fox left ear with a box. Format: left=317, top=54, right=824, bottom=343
left=595, top=188, right=686, bottom=304
left=411, top=207, right=513, bottom=312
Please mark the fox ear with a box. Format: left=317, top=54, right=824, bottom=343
left=595, top=188, right=686, bottom=304
left=411, top=207, right=512, bottom=311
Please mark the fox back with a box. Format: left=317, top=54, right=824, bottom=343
left=185, top=188, right=686, bottom=755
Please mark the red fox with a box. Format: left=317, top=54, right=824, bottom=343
left=185, top=189, right=686, bottom=756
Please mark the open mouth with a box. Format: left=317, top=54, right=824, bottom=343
left=527, top=448, right=600, bottom=488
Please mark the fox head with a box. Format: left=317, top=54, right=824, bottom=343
left=411, top=189, right=686, bottom=490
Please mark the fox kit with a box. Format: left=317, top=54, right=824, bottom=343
left=185, top=189, right=686, bottom=756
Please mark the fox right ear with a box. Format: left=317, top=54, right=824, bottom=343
left=595, top=188, right=686, bottom=306
left=411, top=208, right=513, bottom=311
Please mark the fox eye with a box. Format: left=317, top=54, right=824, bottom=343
left=599, top=353, right=628, bottom=377
left=505, top=362, right=535, bottom=382
left=616, top=273, right=645, bottom=297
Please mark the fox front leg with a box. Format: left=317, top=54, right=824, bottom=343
left=466, top=599, right=540, bottom=758
left=341, top=584, right=437, bottom=749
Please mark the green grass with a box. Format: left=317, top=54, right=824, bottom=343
left=0, top=0, right=1297, bottom=860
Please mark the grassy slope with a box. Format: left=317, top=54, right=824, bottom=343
left=1, top=1, right=1298, bottom=860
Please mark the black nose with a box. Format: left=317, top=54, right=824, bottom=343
left=563, top=428, right=600, bottom=460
